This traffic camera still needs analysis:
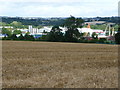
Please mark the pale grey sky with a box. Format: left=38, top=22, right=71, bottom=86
left=0, top=0, right=119, bottom=17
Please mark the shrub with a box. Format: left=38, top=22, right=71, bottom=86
left=115, top=33, right=120, bottom=44
left=98, top=38, right=106, bottom=43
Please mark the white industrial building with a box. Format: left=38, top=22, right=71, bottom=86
left=27, top=24, right=116, bottom=39
left=0, top=24, right=113, bottom=40
left=28, top=25, right=52, bottom=34
left=0, top=26, right=13, bottom=29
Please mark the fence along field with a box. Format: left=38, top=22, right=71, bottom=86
left=2, top=41, right=118, bottom=88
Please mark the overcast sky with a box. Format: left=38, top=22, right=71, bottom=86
left=0, top=0, right=119, bottom=17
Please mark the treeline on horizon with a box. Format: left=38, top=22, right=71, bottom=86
left=1, top=16, right=119, bottom=26
left=2, top=16, right=120, bottom=44
left=1, top=17, right=65, bottom=26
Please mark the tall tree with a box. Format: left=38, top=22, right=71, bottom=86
left=13, top=30, right=22, bottom=35
left=47, top=26, right=63, bottom=42
left=24, top=33, right=35, bottom=41
left=18, top=34, right=24, bottom=40
left=115, top=24, right=120, bottom=44
left=10, top=34, right=18, bottom=40
left=63, top=16, right=84, bottom=42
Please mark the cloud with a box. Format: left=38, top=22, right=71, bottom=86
left=0, top=0, right=119, bottom=2
left=0, top=0, right=119, bottom=17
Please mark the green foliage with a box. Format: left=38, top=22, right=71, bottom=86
left=2, top=16, right=118, bottom=44
left=13, top=30, right=22, bottom=35
left=10, top=34, right=18, bottom=40
left=98, top=38, right=106, bottom=43
left=37, top=35, right=47, bottom=41
left=64, top=16, right=84, bottom=42
left=18, top=34, right=24, bottom=40
left=114, top=25, right=119, bottom=31
left=115, top=33, right=120, bottom=44
left=0, top=22, right=7, bottom=26
left=92, top=32, right=98, bottom=39
left=2, top=17, right=65, bottom=26
left=89, top=39, right=99, bottom=43
left=83, top=24, right=118, bottom=32
left=64, top=29, right=79, bottom=42
left=64, top=16, right=84, bottom=28
left=2, top=28, right=12, bottom=36
left=115, top=25, right=120, bottom=44
left=10, top=21, right=22, bottom=28
left=24, top=34, right=35, bottom=41
left=47, top=26, right=64, bottom=42
left=2, top=33, right=35, bottom=41
left=3, top=34, right=18, bottom=40
left=43, top=30, right=47, bottom=34
left=37, top=25, right=43, bottom=29
left=10, top=21, right=27, bottom=29
left=91, top=25, right=106, bottom=30
left=2, top=36, right=11, bottom=40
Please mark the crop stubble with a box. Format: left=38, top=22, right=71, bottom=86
left=2, top=41, right=118, bottom=88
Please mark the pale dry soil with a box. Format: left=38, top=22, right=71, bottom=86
left=2, top=41, right=118, bottom=88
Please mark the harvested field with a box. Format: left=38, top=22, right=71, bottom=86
left=2, top=41, right=118, bottom=88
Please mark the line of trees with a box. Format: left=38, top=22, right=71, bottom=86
left=2, top=16, right=85, bottom=42
left=2, top=33, right=35, bottom=41
left=2, top=17, right=65, bottom=26
left=2, top=16, right=120, bottom=44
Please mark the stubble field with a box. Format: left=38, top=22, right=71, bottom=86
left=2, top=41, right=118, bottom=88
